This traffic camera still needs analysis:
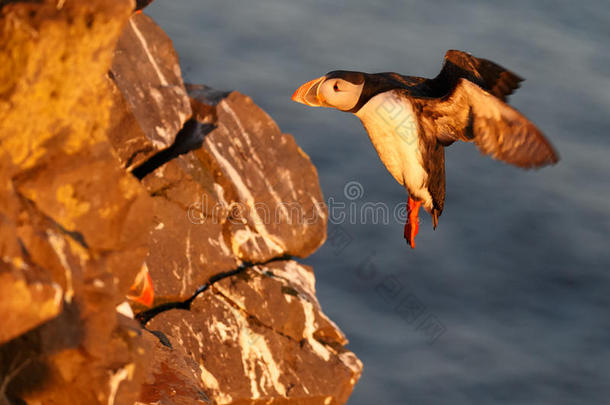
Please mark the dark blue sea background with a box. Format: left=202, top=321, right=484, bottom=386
left=147, top=1, right=610, bottom=403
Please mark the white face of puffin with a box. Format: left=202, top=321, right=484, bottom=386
left=317, top=78, right=363, bottom=111
left=292, top=76, right=364, bottom=111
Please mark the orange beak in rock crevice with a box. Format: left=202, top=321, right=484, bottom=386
left=127, top=264, right=154, bottom=307
left=291, top=76, right=327, bottom=107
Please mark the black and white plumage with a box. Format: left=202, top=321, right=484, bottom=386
left=292, top=50, right=559, bottom=248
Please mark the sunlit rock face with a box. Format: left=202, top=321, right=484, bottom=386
left=187, top=85, right=328, bottom=263
left=143, top=261, right=361, bottom=405
left=140, top=86, right=328, bottom=302
left=0, top=1, right=153, bottom=404
left=0, top=1, right=361, bottom=404
left=108, top=12, right=192, bottom=170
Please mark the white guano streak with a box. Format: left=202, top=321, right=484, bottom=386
left=220, top=102, right=290, bottom=219
left=231, top=305, right=286, bottom=398
left=184, top=229, right=193, bottom=297
left=46, top=230, right=74, bottom=303
left=129, top=19, right=168, bottom=86
left=206, top=141, right=285, bottom=255
left=107, top=365, right=132, bottom=405
left=303, top=301, right=331, bottom=361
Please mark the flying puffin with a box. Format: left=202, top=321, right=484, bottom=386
left=292, top=50, right=558, bottom=248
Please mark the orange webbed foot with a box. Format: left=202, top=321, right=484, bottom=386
left=404, top=196, right=421, bottom=249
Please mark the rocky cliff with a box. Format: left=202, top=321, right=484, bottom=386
left=0, top=1, right=362, bottom=404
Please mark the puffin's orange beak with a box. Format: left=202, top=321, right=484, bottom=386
left=127, top=264, right=154, bottom=307
left=292, top=76, right=326, bottom=107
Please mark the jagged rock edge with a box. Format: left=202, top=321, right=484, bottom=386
left=209, top=270, right=354, bottom=356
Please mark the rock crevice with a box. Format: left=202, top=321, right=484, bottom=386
left=132, top=119, right=215, bottom=180
left=135, top=257, right=284, bottom=327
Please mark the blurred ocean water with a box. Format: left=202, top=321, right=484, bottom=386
left=147, top=1, right=610, bottom=403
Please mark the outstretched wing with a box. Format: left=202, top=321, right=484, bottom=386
left=424, top=79, right=558, bottom=168
left=431, top=50, right=523, bottom=101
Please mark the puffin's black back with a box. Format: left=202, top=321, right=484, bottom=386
left=335, top=50, right=524, bottom=113
left=429, top=50, right=524, bottom=101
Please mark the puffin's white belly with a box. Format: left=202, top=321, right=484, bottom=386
left=355, top=91, right=432, bottom=208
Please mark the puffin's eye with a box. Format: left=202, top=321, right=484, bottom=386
left=333, top=82, right=339, bottom=91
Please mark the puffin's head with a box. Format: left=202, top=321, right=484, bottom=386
left=292, top=71, right=366, bottom=112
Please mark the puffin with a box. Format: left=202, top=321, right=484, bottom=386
left=292, top=50, right=558, bottom=248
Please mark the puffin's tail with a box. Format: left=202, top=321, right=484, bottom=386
left=435, top=50, right=523, bottom=102
left=431, top=208, right=439, bottom=230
